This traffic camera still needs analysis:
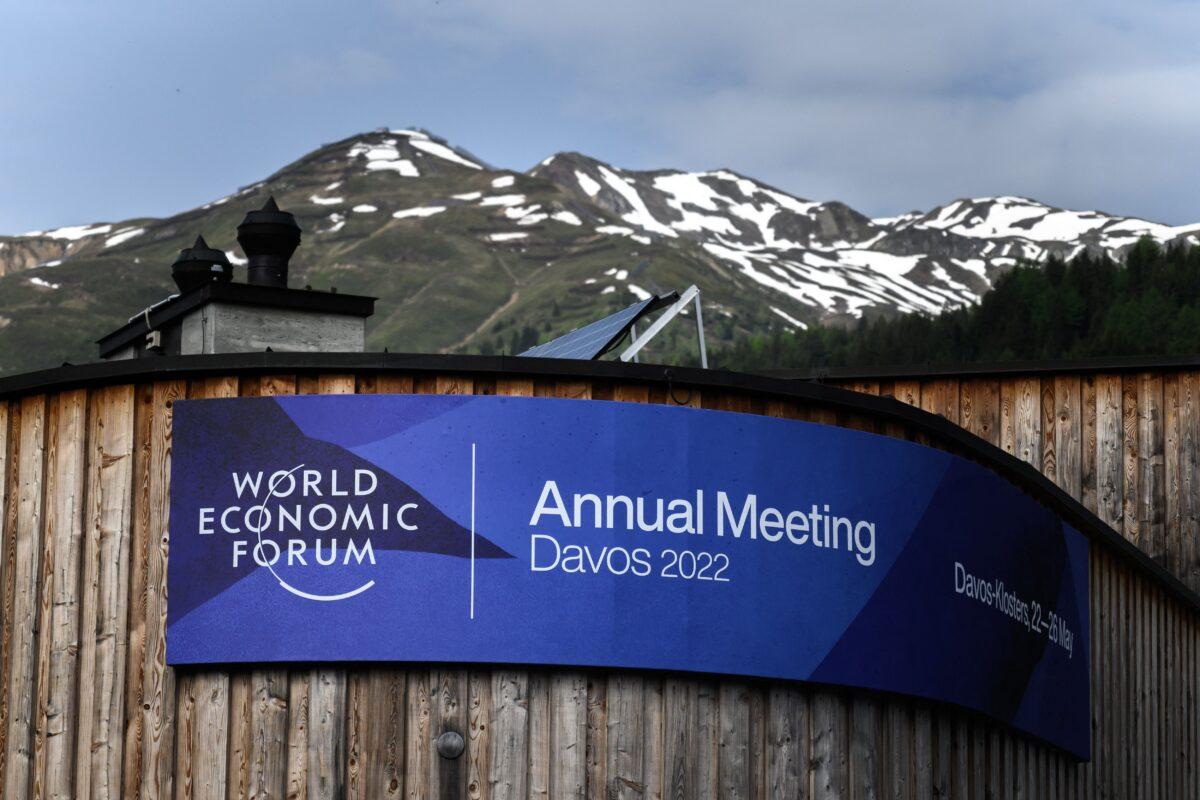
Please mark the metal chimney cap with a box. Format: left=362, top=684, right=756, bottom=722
left=238, top=195, right=301, bottom=231
left=237, top=196, right=302, bottom=288
left=171, top=234, right=233, bottom=292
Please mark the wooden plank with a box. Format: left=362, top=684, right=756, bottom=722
left=1151, top=587, right=1162, bottom=800
left=949, top=718, right=969, bottom=800
left=809, top=691, right=847, bottom=799
left=1121, top=563, right=1133, bottom=795
left=717, top=683, right=749, bottom=799
left=1096, top=376, right=1124, bottom=531
left=244, top=672, right=288, bottom=800
left=747, top=685, right=766, bottom=800
left=122, top=383, right=154, bottom=800
left=32, top=389, right=86, bottom=799
left=585, top=675, right=606, bottom=800
left=1000, top=380, right=1016, bottom=459
left=554, top=382, right=591, bottom=401
left=345, top=669, right=404, bottom=800
left=969, top=721, right=985, bottom=800
left=403, top=670, right=429, bottom=800
left=1182, top=373, right=1200, bottom=591
left=912, top=706, right=932, bottom=800
left=3, top=396, right=46, bottom=800
left=486, top=671, right=526, bottom=800
left=430, top=669, right=468, bottom=800
left=767, top=686, right=807, bottom=800
left=607, top=674, right=644, bottom=800
left=1055, top=376, right=1083, bottom=501
left=919, top=379, right=959, bottom=423
left=888, top=703, right=912, bottom=800
left=467, top=671, right=491, bottom=800
left=1082, top=376, right=1099, bottom=516
left=1112, top=553, right=1123, bottom=796
left=306, top=670, right=345, bottom=800
left=1138, top=374, right=1166, bottom=566
left=1042, top=376, right=1057, bottom=485
left=1165, top=375, right=1183, bottom=578
left=961, top=380, right=998, bottom=447
left=1014, top=377, right=1041, bottom=468
left=1165, top=599, right=1178, bottom=798
left=1087, top=549, right=1100, bottom=800
left=176, top=378, right=237, bottom=800
left=1122, top=374, right=1140, bottom=546
left=549, top=673, right=586, bottom=800
left=892, top=380, right=920, bottom=408
left=74, top=385, right=135, bottom=800
left=662, top=681, right=690, bottom=800
left=691, top=682, right=718, bottom=799
left=931, top=710, right=952, bottom=800
left=848, top=697, right=879, bottom=800
left=140, top=381, right=185, bottom=800
left=527, top=671, right=550, bottom=800
left=1136, top=580, right=1147, bottom=798
left=0, top=401, right=9, bottom=797
left=642, top=677, right=664, bottom=800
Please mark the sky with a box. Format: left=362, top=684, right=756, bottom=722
left=2, top=0, right=1199, bottom=234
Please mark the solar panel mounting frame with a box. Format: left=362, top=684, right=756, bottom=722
left=518, top=291, right=678, bottom=360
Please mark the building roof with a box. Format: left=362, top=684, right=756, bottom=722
left=96, top=282, right=375, bottom=358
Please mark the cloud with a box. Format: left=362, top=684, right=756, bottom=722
left=399, top=0, right=1200, bottom=224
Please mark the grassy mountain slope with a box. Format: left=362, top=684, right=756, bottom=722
left=0, top=128, right=1195, bottom=375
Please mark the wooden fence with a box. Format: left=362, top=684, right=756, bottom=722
left=0, top=362, right=1194, bottom=799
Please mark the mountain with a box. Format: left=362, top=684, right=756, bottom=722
left=0, top=128, right=1196, bottom=375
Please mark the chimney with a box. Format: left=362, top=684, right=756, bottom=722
left=172, top=235, right=233, bottom=292
left=97, top=197, right=375, bottom=361
left=238, top=196, right=301, bottom=288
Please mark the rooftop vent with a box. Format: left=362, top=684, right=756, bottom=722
left=238, top=196, right=301, bottom=288
left=98, top=196, right=375, bottom=361
left=171, top=235, right=232, bottom=292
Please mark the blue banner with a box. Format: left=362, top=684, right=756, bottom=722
left=167, top=393, right=1090, bottom=758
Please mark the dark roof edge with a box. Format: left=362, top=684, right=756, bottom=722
left=1, top=350, right=1195, bottom=615
left=96, top=283, right=376, bottom=357
left=763, top=353, right=1200, bottom=382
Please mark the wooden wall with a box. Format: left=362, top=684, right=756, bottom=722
left=0, top=366, right=1194, bottom=799
left=831, top=371, right=1200, bottom=593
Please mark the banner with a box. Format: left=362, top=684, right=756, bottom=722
left=167, top=393, right=1090, bottom=758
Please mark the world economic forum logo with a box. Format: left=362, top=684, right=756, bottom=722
left=197, top=463, right=417, bottom=602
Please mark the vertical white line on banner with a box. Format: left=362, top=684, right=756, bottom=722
left=470, top=442, right=476, bottom=620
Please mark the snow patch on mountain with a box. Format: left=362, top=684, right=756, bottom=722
left=105, top=227, right=144, bottom=248
left=393, top=206, right=446, bottom=219
left=531, top=150, right=1195, bottom=326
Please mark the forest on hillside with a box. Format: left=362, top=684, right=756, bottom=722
left=717, top=239, right=1200, bottom=373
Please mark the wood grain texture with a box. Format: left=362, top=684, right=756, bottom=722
left=3, top=396, right=46, bottom=800
left=0, top=368, right=1195, bottom=797
left=485, top=671, right=524, bottom=800
left=550, top=674, right=586, bottom=800
left=75, top=385, right=134, bottom=800
left=33, top=389, right=86, bottom=799
left=346, top=669, right=405, bottom=800
left=140, top=381, right=185, bottom=800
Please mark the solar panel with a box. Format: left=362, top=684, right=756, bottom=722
left=519, top=293, right=675, bottom=360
